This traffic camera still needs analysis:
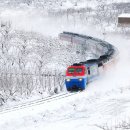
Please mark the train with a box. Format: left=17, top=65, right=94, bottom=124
left=65, top=60, right=98, bottom=91
left=59, top=32, right=117, bottom=91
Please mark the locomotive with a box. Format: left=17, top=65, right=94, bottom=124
left=65, top=59, right=101, bottom=91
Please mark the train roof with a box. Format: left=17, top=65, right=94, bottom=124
left=80, top=59, right=99, bottom=64
left=63, top=31, right=92, bottom=39
left=72, top=63, right=83, bottom=66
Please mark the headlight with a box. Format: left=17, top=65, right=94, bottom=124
left=79, top=78, right=83, bottom=81
left=66, top=79, right=71, bottom=82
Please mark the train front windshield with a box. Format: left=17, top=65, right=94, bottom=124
left=76, top=68, right=82, bottom=73
left=67, top=67, right=85, bottom=76
left=68, top=68, right=75, bottom=73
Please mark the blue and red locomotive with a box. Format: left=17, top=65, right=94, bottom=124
left=65, top=60, right=100, bottom=91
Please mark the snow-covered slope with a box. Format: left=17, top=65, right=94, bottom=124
left=0, top=28, right=130, bottom=130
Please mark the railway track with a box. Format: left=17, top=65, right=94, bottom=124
left=0, top=91, right=80, bottom=114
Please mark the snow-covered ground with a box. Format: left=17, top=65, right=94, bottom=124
left=0, top=0, right=130, bottom=130
left=1, top=26, right=130, bottom=130
left=1, top=51, right=130, bottom=130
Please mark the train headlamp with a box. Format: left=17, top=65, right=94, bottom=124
left=79, top=78, right=83, bottom=81
left=66, top=79, right=71, bottom=82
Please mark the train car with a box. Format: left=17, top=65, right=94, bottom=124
left=65, top=60, right=99, bottom=91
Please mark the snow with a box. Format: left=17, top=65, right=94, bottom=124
left=118, top=13, right=130, bottom=18
left=1, top=30, right=130, bottom=130
left=0, top=0, right=130, bottom=130
left=1, top=77, right=130, bottom=130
